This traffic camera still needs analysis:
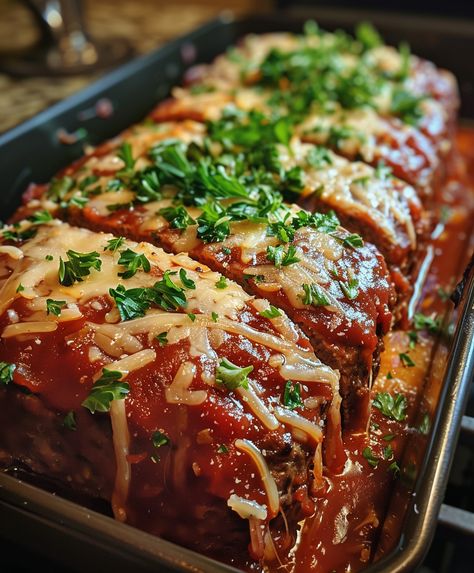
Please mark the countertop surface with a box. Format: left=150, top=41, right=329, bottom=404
left=0, top=0, right=269, bottom=134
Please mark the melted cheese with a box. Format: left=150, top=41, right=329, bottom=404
left=274, top=407, right=323, bottom=445
left=227, top=494, right=268, bottom=521
left=110, top=398, right=131, bottom=522
left=165, top=360, right=207, bottom=406
left=235, top=438, right=280, bottom=518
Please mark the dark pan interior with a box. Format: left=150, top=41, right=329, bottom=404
left=1, top=8, right=474, bottom=573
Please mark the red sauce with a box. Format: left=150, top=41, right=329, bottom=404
left=276, top=127, right=474, bottom=573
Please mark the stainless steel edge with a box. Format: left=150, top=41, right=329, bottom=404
left=365, top=267, right=474, bottom=572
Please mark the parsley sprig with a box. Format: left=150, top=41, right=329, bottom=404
left=82, top=369, right=130, bottom=413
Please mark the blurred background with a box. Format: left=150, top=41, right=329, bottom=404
left=1, top=0, right=473, bottom=134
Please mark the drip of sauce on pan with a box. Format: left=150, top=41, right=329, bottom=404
left=279, top=128, right=474, bottom=573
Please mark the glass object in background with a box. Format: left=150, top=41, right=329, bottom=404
left=0, top=0, right=133, bottom=76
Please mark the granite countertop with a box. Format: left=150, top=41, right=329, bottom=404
left=0, top=0, right=269, bottom=134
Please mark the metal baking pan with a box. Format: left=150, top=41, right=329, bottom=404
left=1, top=8, right=474, bottom=573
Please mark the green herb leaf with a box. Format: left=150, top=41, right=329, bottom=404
left=216, top=358, right=253, bottom=391
left=155, top=332, right=168, bottom=347
left=109, top=284, right=151, bottom=321
left=158, top=205, right=195, bottom=230
left=343, top=233, right=364, bottom=248
left=388, top=461, right=400, bottom=478
left=117, top=249, right=151, bottom=279
left=383, top=445, right=394, bottom=460
left=179, top=268, right=196, bottom=290
left=418, top=413, right=431, bottom=435
left=399, top=352, right=415, bottom=367
left=59, top=250, right=102, bottom=286
left=301, top=283, right=330, bottom=306
left=46, top=298, right=67, bottom=317
left=211, top=311, right=219, bottom=323
left=306, top=145, right=333, bottom=169
left=16, top=283, right=24, bottom=293
left=2, top=227, right=37, bottom=243
left=362, top=446, right=379, bottom=468
left=117, top=142, right=136, bottom=174
left=152, top=430, right=170, bottom=448
left=355, top=22, right=382, bottom=50
left=413, top=312, right=440, bottom=334
left=104, top=237, right=125, bottom=253
left=266, top=244, right=300, bottom=268
left=0, top=361, right=16, bottom=385
left=215, top=276, right=228, bottom=289
left=217, top=444, right=229, bottom=454
left=283, top=381, right=303, bottom=409
left=260, top=305, right=282, bottom=319
left=373, top=392, right=407, bottom=422
left=48, top=176, right=75, bottom=201
left=63, top=411, right=77, bottom=431
left=28, top=210, right=54, bottom=224
left=82, top=369, right=129, bottom=414
left=339, top=278, right=359, bottom=300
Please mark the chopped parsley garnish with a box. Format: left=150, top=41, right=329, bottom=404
left=217, top=444, right=229, bottom=454
left=16, top=283, right=24, bottom=293
left=362, top=447, right=379, bottom=468
left=187, top=313, right=196, bottom=322
left=211, top=311, right=219, bottom=322
left=196, top=202, right=231, bottom=243
left=306, top=145, right=333, bottom=169
left=134, top=170, right=162, bottom=203
left=386, top=371, right=393, bottom=380
left=117, top=249, right=151, bottom=279
left=117, top=142, right=136, bottom=174
left=0, top=361, right=16, bottom=385
left=413, top=312, right=440, bottom=334
left=46, top=299, right=67, bottom=316
left=28, top=210, right=53, bottom=224
left=266, top=244, right=300, bottom=268
left=408, top=330, right=418, bottom=348
left=383, top=434, right=396, bottom=441
left=355, top=22, right=382, bottom=50
left=59, top=250, right=102, bottom=286
left=342, top=233, right=364, bottom=248
left=388, top=461, right=401, bottom=477
left=383, top=445, right=394, bottom=460
left=155, top=332, right=168, bottom=347
left=216, top=358, right=253, bottom=391
left=109, top=270, right=188, bottom=321
left=47, top=176, right=75, bottom=201
left=390, top=89, right=425, bottom=125
left=78, top=175, right=99, bottom=191
left=152, top=430, right=170, bottom=448
left=375, top=161, right=392, bottom=180
left=104, top=236, right=125, bottom=253
left=179, top=268, right=196, bottom=290
left=399, top=352, right=415, bottom=367
left=373, top=392, right=407, bottom=422
left=283, top=381, right=303, bottom=410
left=2, top=227, right=37, bottom=243
left=260, top=305, right=282, bottom=319
left=63, top=411, right=77, bottom=431
left=158, top=205, right=195, bottom=230
left=82, top=369, right=129, bottom=413
left=109, top=284, right=151, bottom=321
left=301, top=283, right=330, bottom=306
left=339, top=278, right=359, bottom=300
left=45, top=254, right=54, bottom=261
left=418, top=413, right=431, bottom=435
left=215, top=276, right=228, bottom=289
